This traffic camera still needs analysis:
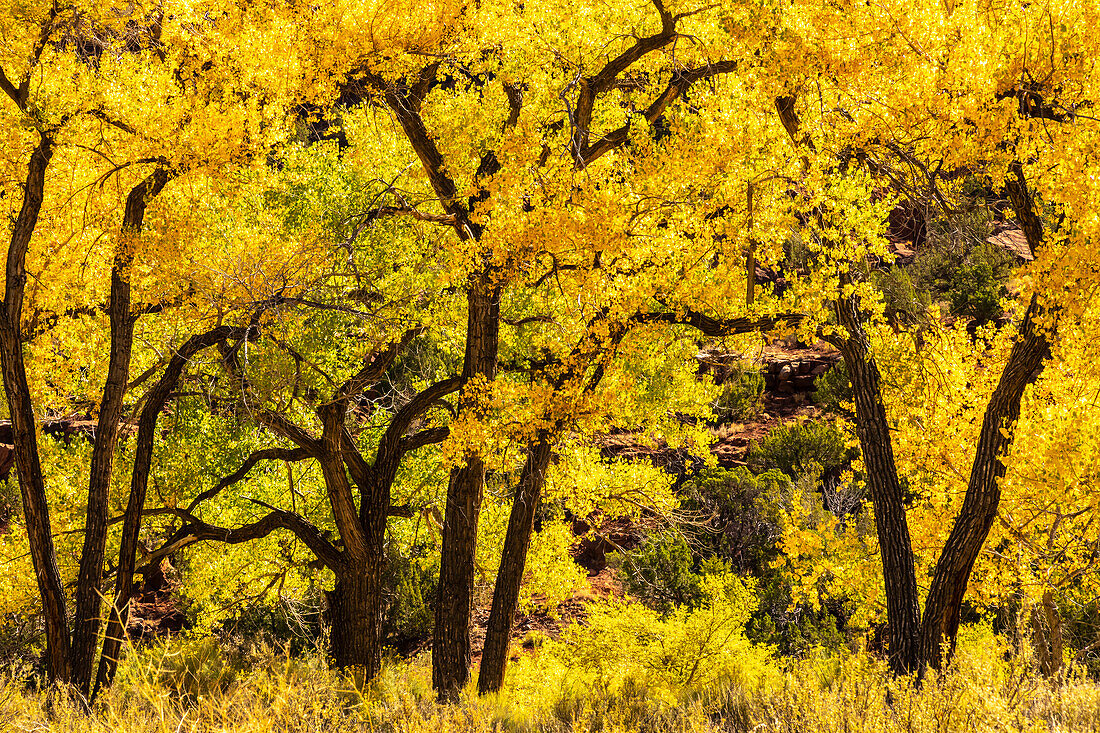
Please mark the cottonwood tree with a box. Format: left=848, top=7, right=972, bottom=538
left=750, top=0, right=1100, bottom=675
left=0, top=0, right=355, bottom=693
left=136, top=322, right=460, bottom=678
left=333, top=0, right=804, bottom=697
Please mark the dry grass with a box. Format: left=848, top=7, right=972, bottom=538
left=1, top=634, right=1099, bottom=733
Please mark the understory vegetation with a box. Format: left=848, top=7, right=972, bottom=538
left=4, top=630, right=1100, bottom=732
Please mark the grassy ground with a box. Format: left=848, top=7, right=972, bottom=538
left=3, top=634, right=1100, bottom=733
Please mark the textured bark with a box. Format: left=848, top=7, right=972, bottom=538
left=327, top=561, right=383, bottom=675
left=72, top=167, right=170, bottom=695
left=434, top=285, right=500, bottom=700
left=94, top=326, right=243, bottom=694
left=835, top=294, right=922, bottom=675
left=918, top=164, right=1051, bottom=672
left=0, top=132, right=71, bottom=682
left=317, top=403, right=369, bottom=560
left=477, top=434, right=553, bottom=695
left=919, top=295, right=1049, bottom=668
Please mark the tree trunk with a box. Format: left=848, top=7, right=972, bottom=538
left=478, top=434, right=553, bottom=695
left=72, top=168, right=169, bottom=695
left=835, top=294, right=922, bottom=675
left=919, top=296, right=1049, bottom=669
left=1, top=132, right=70, bottom=682
left=1031, top=591, right=1065, bottom=677
left=327, top=560, right=384, bottom=677
left=95, top=327, right=237, bottom=695
left=434, top=285, right=500, bottom=700
left=919, top=164, right=1050, bottom=672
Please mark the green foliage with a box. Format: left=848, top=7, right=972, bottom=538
left=746, top=577, right=850, bottom=657
left=906, top=207, right=1016, bottom=327
left=712, top=364, right=765, bottom=422
left=948, top=254, right=1008, bottom=325
left=384, top=551, right=437, bottom=647
left=612, top=531, right=705, bottom=615
left=747, top=421, right=856, bottom=481
left=871, top=266, right=933, bottom=331
left=813, top=360, right=853, bottom=413
left=218, top=602, right=323, bottom=658
left=682, top=466, right=791, bottom=574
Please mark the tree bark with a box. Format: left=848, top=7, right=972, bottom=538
left=919, top=296, right=1049, bottom=668
left=434, top=285, right=500, bottom=700
left=72, top=167, right=170, bottom=695
left=326, top=560, right=384, bottom=675
left=477, top=434, right=553, bottom=695
left=834, top=294, right=922, bottom=675
left=1, top=132, right=71, bottom=682
left=918, top=163, right=1051, bottom=672
left=94, top=326, right=241, bottom=695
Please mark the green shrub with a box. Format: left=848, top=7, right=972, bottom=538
left=682, top=466, right=791, bottom=575
left=384, top=552, right=437, bottom=647
left=813, top=360, right=852, bottom=413
left=612, top=532, right=704, bottom=615
left=872, top=266, right=933, bottom=331
left=747, top=421, right=856, bottom=481
left=949, top=253, right=1008, bottom=325
left=712, top=364, right=765, bottom=422
left=906, top=207, right=1015, bottom=328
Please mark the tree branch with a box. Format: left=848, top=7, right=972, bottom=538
left=581, top=60, right=738, bottom=165
left=376, top=376, right=462, bottom=465
left=335, top=327, right=421, bottom=400
left=141, top=508, right=343, bottom=573
left=184, top=447, right=312, bottom=514
left=632, top=309, right=806, bottom=336
left=398, top=426, right=450, bottom=456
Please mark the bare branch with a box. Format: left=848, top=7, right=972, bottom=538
left=141, top=508, right=343, bottom=573
left=335, top=327, right=422, bottom=401
left=398, top=426, right=450, bottom=456
left=376, top=376, right=462, bottom=465
left=184, top=447, right=312, bottom=514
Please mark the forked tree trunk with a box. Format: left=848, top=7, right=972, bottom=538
left=72, top=168, right=170, bottom=695
left=478, top=435, right=553, bottom=695
left=918, top=164, right=1050, bottom=672
left=919, top=295, right=1049, bottom=669
left=95, top=326, right=237, bottom=695
left=434, top=285, right=500, bottom=700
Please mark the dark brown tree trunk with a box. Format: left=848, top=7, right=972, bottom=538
left=835, top=294, right=922, bottom=675
left=477, top=434, right=553, bottom=695
left=72, top=168, right=170, bottom=695
left=95, top=326, right=239, bottom=695
left=919, top=296, right=1049, bottom=668
left=434, top=285, right=500, bottom=700
left=327, top=560, right=384, bottom=675
left=1, top=133, right=71, bottom=682
left=919, top=163, right=1050, bottom=672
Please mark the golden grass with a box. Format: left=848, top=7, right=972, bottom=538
left=1, top=633, right=1098, bottom=733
